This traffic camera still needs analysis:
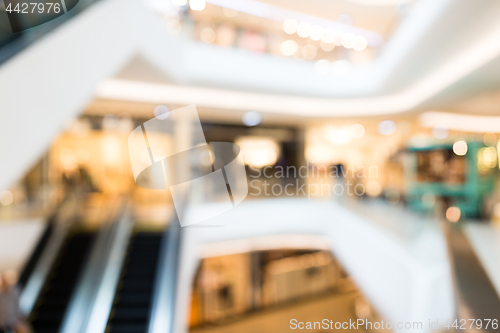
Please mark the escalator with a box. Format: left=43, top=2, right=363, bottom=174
left=0, top=0, right=101, bottom=64
left=447, top=225, right=500, bottom=332
left=15, top=194, right=180, bottom=333
left=105, top=232, right=163, bottom=333
left=28, top=231, right=96, bottom=333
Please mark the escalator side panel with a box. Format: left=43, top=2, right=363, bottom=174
left=29, top=232, right=95, bottom=333
left=18, top=222, right=54, bottom=289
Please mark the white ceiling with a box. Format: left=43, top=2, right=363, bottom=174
left=100, top=0, right=500, bottom=113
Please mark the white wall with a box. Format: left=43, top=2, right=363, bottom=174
left=174, top=198, right=454, bottom=333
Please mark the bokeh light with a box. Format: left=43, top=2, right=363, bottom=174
left=321, top=29, right=334, bottom=43
left=349, top=124, right=365, bottom=138
left=301, top=44, right=317, bottom=60
left=446, top=206, right=461, bottom=222
left=341, top=33, right=356, bottom=49
left=377, top=120, right=396, bottom=135
left=189, top=0, right=205, bottom=11
left=283, top=19, right=298, bottom=34
left=320, top=41, right=335, bottom=52
left=280, top=40, right=298, bottom=56
left=353, top=36, right=368, bottom=51
left=453, top=140, right=468, bottom=156
left=154, top=105, right=170, bottom=119
left=297, top=22, right=311, bottom=38
left=0, top=190, right=14, bottom=205
left=483, top=133, right=497, bottom=146
left=325, top=126, right=352, bottom=145
left=242, top=111, right=262, bottom=126
left=236, top=137, right=279, bottom=168
left=309, top=25, right=324, bottom=41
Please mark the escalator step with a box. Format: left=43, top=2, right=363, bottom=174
left=106, top=232, right=164, bottom=333
left=29, top=232, right=95, bottom=333
left=107, top=324, right=147, bottom=333
left=112, top=308, right=150, bottom=321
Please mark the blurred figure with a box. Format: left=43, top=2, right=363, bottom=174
left=0, top=271, right=31, bottom=333
left=331, top=163, right=346, bottom=201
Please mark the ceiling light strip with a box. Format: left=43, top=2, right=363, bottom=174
left=204, top=0, right=383, bottom=47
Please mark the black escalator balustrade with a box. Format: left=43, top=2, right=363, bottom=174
left=106, top=232, right=163, bottom=333
left=29, top=231, right=95, bottom=333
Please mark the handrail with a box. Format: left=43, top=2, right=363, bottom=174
left=0, top=0, right=101, bottom=66
left=444, top=221, right=500, bottom=325
left=83, top=204, right=133, bottom=333
left=17, top=211, right=56, bottom=289
left=59, top=196, right=132, bottom=333
left=147, top=216, right=183, bottom=333
left=18, top=195, right=81, bottom=315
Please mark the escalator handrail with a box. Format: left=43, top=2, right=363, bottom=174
left=83, top=204, right=134, bottom=333
left=147, top=214, right=183, bottom=333
left=17, top=213, right=55, bottom=289
left=0, top=0, right=102, bottom=66
left=18, top=195, right=80, bottom=316
left=59, top=196, right=133, bottom=333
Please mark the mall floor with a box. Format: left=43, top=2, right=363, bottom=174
left=190, top=291, right=388, bottom=333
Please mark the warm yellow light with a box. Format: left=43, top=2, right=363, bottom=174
left=349, top=124, right=365, bottom=139
left=342, top=33, right=355, bottom=49
left=353, top=36, right=368, bottom=51
left=477, top=147, right=497, bottom=173
left=102, top=135, right=122, bottom=166
left=189, top=0, right=205, bottom=10
left=321, top=29, right=334, bottom=43
left=60, top=148, right=78, bottom=171
left=280, top=40, right=298, bottom=56
left=309, top=25, right=324, bottom=41
left=0, top=190, right=13, bottom=205
left=305, top=144, right=333, bottom=164
left=325, top=126, right=352, bottom=145
left=453, top=140, right=467, bottom=156
left=320, top=41, right=335, bottom=52
left=235, top=136, right=279, bottom=168
left=75, top=149, right=90, bottom=163
left=301, top=44, right=317, bottom=60
left=446, top=206, right=461, bottom=222
left=333, top=31, right=343, bottom=46
left=283, top=18, right=298, bottom=34
left=366, top=180, right=382, bottom=197
left=297, top=22, right=311, bottom=38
